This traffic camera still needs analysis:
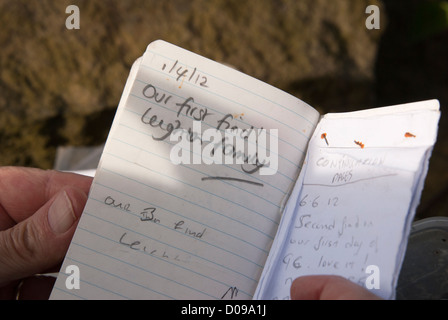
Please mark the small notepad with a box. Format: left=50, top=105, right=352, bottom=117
left=254, top=102, right=440, bottom=299
left=50, top=40, right=320, bottom=299
left=50, top=40, right=440, bottom=300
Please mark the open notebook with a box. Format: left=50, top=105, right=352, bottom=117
left=50, top=40, right=440, bottom=300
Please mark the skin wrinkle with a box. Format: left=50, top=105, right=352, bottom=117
left=0, top=225, right=33, bottom=279
left=15, top=222, right=37, bottom=263
left=0, top=168, right=76, bottom=281
left=0, top=168, right=93, bottom=296
left=0, top=168, right=50, bottom=270
left=0, top=201, right=15, bottom=230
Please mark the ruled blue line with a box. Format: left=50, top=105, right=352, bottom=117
left=127, top=92, right=301, bottom=180
left=145, top=49, right=316, bottom=126
left=89, top=194, right=268, bottom=263
left=129, top=80, right=306, bottom=171
left=81, top=210, right=260, bottom=282
left=93, top=181, right=269, bottom=254
left=64, top=257, right=174, bottom=299
left=52, top=287, right=87, bottom=300
left=101, top=166, right=275, bottom=240
left=133, top=76, right=308, bottom=158
left=80, top=212, right=258, bottom=286
left=104, top=149, right=278, bottom=225
left=55, top=270, right=132, bottom=299
left=118, top=120, right=291, bottom=194
left=73, top=226, right=254, bottom=299
left=72, top=239, right=219, bottom=299
left=112, top=135, right=282, bottom=208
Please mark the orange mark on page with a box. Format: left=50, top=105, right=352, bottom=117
left=405, top=132, right=416, bottom=138
left=354, top=140, right=365, bottom=149
left=321, top=133, right=329, bottom=146
left=178, top=76, right=185, bottom=89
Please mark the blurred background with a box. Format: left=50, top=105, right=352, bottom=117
left=0, top=0, right=447, bottom=221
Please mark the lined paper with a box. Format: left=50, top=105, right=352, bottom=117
left=50, top=40, right=320, bottom=300
left=254, top=100, right=440, bottom=299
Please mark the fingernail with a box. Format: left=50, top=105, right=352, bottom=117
left=48, top=191, right=77, bottom=234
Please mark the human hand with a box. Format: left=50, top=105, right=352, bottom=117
left=291, top=275, right=382, bottom=300
left=0, top=167, right=92, bottom=299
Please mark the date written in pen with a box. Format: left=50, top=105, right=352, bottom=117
left=161, top=59, right=209, bottom=88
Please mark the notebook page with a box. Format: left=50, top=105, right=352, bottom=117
left=50, top=40, right=320, bottom=300
left=254, top=100, right=440, bottom=300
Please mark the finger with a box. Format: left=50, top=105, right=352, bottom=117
left=0, top=167, right=92, bottom=227
left=290, top=275, right=382, bottom=300
left=0, top=185, right=88, bottom=285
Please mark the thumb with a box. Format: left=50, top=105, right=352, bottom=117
left=290, top=275, right=382, bottom=300
left=0, top=186, right=87, bottom=285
